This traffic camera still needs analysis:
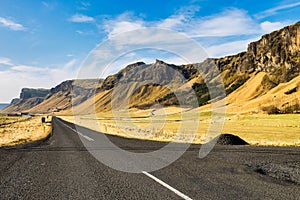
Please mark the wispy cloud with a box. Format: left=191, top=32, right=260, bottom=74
left=41, top=1, right=56, bottom=10
left=101, top=12, right=145, bottom=38
left=102, top=8, right=282, bottom=39
left=255, top=1, right=300, bottom=19
left=0, top=17, right=25, bottom=31
left=64, top=58, right=77, bottom=69
left=157, top=15, right=186, bottom=30
left=11, top=65, right=45, bottom=72
left=206, top=37, right=259, bottom=58
left=76, top=1, right=91, bottom=10
left=42, top=1, right=50, bottom=8
left=0, top=57, right=13, bottom=66
left=157, top=5, right=200, bottom=30
left=187, top=8, right=258, bottom=37
left=260, top=21, right=286, bottom=33
left=75, top=30, right=95, bottom=35
left=69, top=14, right=94, bottom=23
left=100, top=8, right=288, bottom=58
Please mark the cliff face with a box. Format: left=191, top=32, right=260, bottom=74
left=247, top=22, right=300, bottom=82
left=3, top=88, right=51, bottom=112
left=48, top=80, right=73, bottom=95
left=248, top=21, right=300, bottom=67
left=30, top=79, right=100, bottom=113
left=217, top=21, right=300, bottom=82
left=101, top=62, right=146, bottom=90
left=20, top=88, right=50, bottom=100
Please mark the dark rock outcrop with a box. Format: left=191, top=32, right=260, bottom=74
left=10, top=98, right=19, bottom=105
left=20, top=88, right=50, bottom=100
left=211, top=134, right=249, bottom=145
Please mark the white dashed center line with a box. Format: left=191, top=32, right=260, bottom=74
left=58, top=118, right=191, bottom=199
left=58, top=119, right=95, bottom=142
left=142, top=171, right=193, bottom=200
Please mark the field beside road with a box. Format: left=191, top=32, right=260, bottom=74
left=0, top=116, right=52, bottom=147
left=59, top=108, right=300, bottom=146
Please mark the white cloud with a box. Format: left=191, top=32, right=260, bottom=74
left=101, top=13, right=145, bottom=38
left=76, top=30, right=84, bottom=34
left=205, top=37, right=259, bottom=58
left=69, top=14, right=94, bottom=23
left=188, top=9, right=258, bottom=37
left=260, top=21, right=286, bottom=33
left=11, top=65, right=45, bottom=72
left=157, top=15, right=186, bottom=30
left=101, top=8, right=263, bottom=39
left=0, top=59, right=79, bottom=102
left=162, top=57, right=190, bottom=65
left=255, top=2, right=300, bottom=19
left=0, top=57, right=13, bottom=66
left=107, top=21, right=144, bottom=38
left=156, top=5, right=200, bottom=30
left=0, top=17, right=25, bottom=31
left=64, top=58, right=77, bottom=69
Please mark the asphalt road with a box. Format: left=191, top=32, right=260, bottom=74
left=0, top=117, right=299, bottom=200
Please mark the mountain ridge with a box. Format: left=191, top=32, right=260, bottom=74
left=1, top=21, right=300, bottom=114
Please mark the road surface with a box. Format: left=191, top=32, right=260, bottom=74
left=0, top=117, right=299, bottom=199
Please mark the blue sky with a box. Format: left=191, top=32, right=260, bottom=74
left=0, top=0, right=300, bottom=102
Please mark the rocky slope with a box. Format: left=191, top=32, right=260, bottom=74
left=2, top=79, right=100, bottom=113
left=157, top=21, right=300, bottom=109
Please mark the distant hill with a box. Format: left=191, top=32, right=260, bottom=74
left=0, top=104, right=9, bottom=110
left=2, top=21, right=300, bottom=114
left=1, top=79, right=101, bottom=114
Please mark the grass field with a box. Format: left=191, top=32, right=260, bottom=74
left=0, top=116, right=52, bottom=147
left=59, top=108, right=300, bottom=146
left=0, top=116, right=26, bottom=126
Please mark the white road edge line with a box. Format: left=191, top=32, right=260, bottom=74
left=142, top=171, right=193, bottom=200
left=58, top=119, right=95, bottom=142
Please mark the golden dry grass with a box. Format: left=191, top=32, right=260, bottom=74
left=0, top=116, right=23, bottom=125
left=226, top=73, right=300, bottom=113
left=0, top=116, right=52, bottom=147
left=59, top=108, right=300, bottom=146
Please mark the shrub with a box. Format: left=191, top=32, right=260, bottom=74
left=262, top=105, right=281, bottom=114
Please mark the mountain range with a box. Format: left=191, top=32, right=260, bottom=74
left=2, top=21, right=300, bottom=115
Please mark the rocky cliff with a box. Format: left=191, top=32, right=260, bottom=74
left=2, top=88, right=51, bottom=112
left=216, top=21, right=300, bottom=81
left=100, top=60, right=198, bottom=91
left=20, top=88, right=50, bottom=100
